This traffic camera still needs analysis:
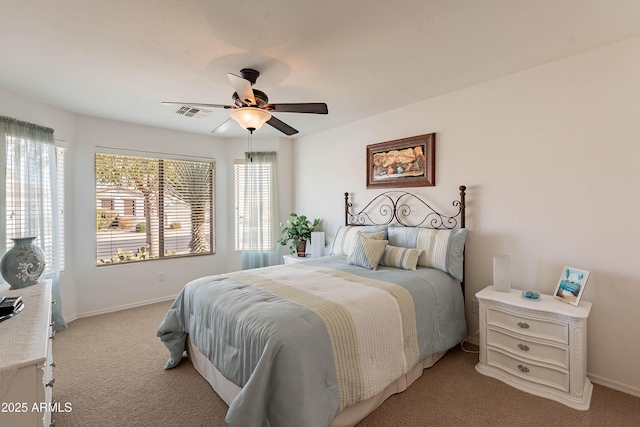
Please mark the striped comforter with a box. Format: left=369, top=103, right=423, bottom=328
left=158, top=256, right=466, bottom=427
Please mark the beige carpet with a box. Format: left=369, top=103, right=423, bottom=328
left=51, top=300, right=640, bottom=427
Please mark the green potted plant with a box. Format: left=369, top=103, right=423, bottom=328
left=277, top=213, right=321, bottom=255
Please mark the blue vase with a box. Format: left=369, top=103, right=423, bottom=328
left=1, top=237, right=46, bottom=289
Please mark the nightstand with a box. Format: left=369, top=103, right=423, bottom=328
left=475, top=286, right=592, bottom=410
left=283, top=254, right=310, bottom=264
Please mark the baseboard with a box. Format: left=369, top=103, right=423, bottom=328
left=588, top=372, right=640, bottom=398
left=73, top=294, right=177, bottom=320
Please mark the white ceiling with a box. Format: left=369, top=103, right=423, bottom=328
left=1, top=1, right=640, bottom=138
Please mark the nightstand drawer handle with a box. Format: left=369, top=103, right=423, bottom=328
left=517, top=343, right=530, bottom=351
left=517, top=322, right=530, bottom=329
left=517, top=364, right=530, bottom=373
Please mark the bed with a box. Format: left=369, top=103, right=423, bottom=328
left=158, top=186, right=468, bottom=427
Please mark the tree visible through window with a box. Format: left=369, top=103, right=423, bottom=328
left=95, top=153, right=215, bottom=264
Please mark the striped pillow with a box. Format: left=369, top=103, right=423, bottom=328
left=415, top=228, right=467, bottom=281
left=329, top=225, right=387, bottom=256
left=379, top=245, right=423, bottom=270
left=347, top=232, right=388, bottom=270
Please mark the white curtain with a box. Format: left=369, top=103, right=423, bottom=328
left=241, top=151, right=280, bottom=269
left=0, top=116, right=67, bottom=331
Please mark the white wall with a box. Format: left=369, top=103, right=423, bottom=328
left=295, top=36, right=640, bottom=396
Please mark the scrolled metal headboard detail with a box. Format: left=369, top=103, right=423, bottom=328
left=345, top=186, right=466, bottom=229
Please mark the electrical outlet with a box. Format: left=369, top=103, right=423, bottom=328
left=471, top=299, right=479, bottom=314
left=158, top=272, right=165, bottom=282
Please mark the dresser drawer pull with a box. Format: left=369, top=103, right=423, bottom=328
left=50, top=331, right=56, bottom=340
left=517, top=322, right=530, bottom=329
left=52, top=300, right=57, bottom=305
left=517, top=364, right=530, bottom=373
left=50, top=361, right=57, bottom=368
left=46, top=378, right=55, bottom=388
left=50, top=321, right=56, bottom=328
left=517, top=343, right=530, bottom=351
left=50, top=419, right=56, bottom=426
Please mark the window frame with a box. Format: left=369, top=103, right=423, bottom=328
left=234, top=159, right=274, bottom=251
left=95, top=151, right=216, bottom=266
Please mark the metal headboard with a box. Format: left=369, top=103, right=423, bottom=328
left=345, top=186, right=466, bottom=229
left=343, top=185, right=467, bottom=294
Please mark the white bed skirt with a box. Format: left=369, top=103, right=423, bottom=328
left=187, top=337, right=446, bottom=427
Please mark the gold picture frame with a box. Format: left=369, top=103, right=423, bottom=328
left=366, top=133, right=435, bottom=189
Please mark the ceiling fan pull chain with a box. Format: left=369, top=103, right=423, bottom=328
left=247, top=129, right=254, bottom=162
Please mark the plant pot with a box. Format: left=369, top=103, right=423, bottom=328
left=296, top=240, right=307, bottom=254
left=1, top=237, right=46, bottom=289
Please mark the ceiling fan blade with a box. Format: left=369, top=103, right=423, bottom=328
left=265, top=103, right=328, bottom=114
left=228, top=73, right=256, bottom=106
left=161, top=101, right=233, bottom=109
left=266, top=115, right=298, bottom=136
left=211, top=118, right=233, bottom=134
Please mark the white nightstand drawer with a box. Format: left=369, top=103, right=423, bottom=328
left=487, top=327, right=569, bottom=368
left=487, top=306, right=568, bottom=345
left=487, top=347, right=569, bottom=393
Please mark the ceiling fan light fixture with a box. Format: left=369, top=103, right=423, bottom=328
left=230, top=107, right=271, bottom=132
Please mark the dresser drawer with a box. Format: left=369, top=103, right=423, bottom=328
left=487, top=347, right=569, bottom=393
left=487, top=306, right=568, bottom=344
left=487, top=327, right=569, bottom=368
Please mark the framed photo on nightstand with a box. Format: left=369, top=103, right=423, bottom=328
left=554, top=266, right=590, bottom=306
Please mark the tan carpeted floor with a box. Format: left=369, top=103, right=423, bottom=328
left=51, top=300, right=640, bottom=427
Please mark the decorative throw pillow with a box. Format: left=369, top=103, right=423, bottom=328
left=387, top=226, right=420, bottom=248
left=379, top=245, right=423, bottom=270
left=347, top=232, right=388, bottom=270
left=329, top=225, right=388, bottom=256
left=415, top=228, right=468, bottom=281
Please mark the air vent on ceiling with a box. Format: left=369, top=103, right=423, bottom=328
left=175, top=106, right=211, bottom=118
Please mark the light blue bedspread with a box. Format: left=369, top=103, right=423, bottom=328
left=157, top=256, right=466, bottom=427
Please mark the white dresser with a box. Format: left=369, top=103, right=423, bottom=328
left=475, top=286, right=592, bottom=410
left=0, top=280, right=55, bottom=427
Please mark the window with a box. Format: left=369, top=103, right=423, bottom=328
left=123, top=199, right=136, bottom=216
left=2, top=130, right=65, bottom=274
left=234, top=159, right=273, bottom=251
left=95, top=153, right=215, bottom=265
left=100, top=199, right=114, bottom=209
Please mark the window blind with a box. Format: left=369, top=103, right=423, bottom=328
left=95, top=153, right=215, bottom=265
left=234, top=159, right=273, bottom=251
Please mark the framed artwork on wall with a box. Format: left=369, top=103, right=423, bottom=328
left=554, top=266, right=590, bottom=306
left=366, top=133, right=435, bottom=189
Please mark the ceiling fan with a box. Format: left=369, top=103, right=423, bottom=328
left=162, top=68, right=328, bottom=136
